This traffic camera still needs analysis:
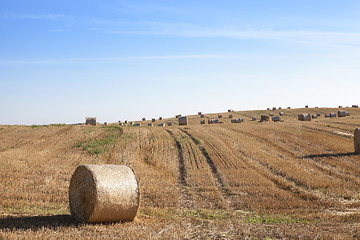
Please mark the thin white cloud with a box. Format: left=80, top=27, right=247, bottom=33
left=2, top=13, right=74, bottom=21
left=0, top=54, right=233, bottom=65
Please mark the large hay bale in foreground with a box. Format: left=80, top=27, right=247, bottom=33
left=355, top=128, right=360, bottom=153
left=69, top=164, right=140, bottom=223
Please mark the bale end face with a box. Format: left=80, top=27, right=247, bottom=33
left=69, top=164, right=140, bottom=223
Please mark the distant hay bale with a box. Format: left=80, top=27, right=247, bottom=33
left=152, top=118, right=156, bottom=122
left=260, top=115, right=271, bottom=122
left=69, top=164, right=140, bottom=223
left=85, top=117, right=97, bottom=126
left=298, top=114, right=311, bottom=121
left=267, top=108, right=270, bottom=110
left=176, top=114, right=181, bottom=118
left=305, top=105, right=309, bottom=108
left=279, top=107, right=282, bottom=110
left=352, top=105, right=359, bottom=108
left=339, top=106, right=342, bottom=108
left=159, top=117, right=162, bottom=120
left=124, top=120, right=128, bottom=124
left=132, top=123, right=141, bottom=126
left=272, top=107, right=276, bottom=110
left=330, top=113, right=337, bottom=118
left=119, top=122, right=124, bottom=126
left=198, top=112, right=202, bottom=115
left=104, top=122, right=107, bottom=126
left=130, top=122, right=134, bottom=125
left=142, top=118, right=146, bottom=121
left=272, top=116, right=281, bottom=122
left=158, top=123, right=165, bottom=127
left=346, top=112, right=350, bottom=116
left=355, top=128, right=360, bottom=153
left=338, top=111, right=347, bottom=118
left=167, top=122, right=172, bottom=126
left=229, top=114, right=233, bottom=118
left=218, top=114, right=222, bottom=118
left=279, top=112, right=284, bottom=116
left=317, top=113, right=321, bottom=116
left=325, top=114, right=330, bottom=118
left=200, top=114, right=205, bottom=118
left=178, top=116, right=188, bottom=126
left=252, top=117, right=257, bottom=121
left=269, top=113, right=274, bottom=117
left=312, top=114, right=318, bottom=119
left=148, top=123, right=153, bottom=127
left=228, top=109, right=232, bottom=112
left=208, top=119, right=219, bottom=124
left=231, top=119, right=235, bottom=123
left=200, top=120, right=205, bottom=124
left=287, top=107, right=291, bottom=109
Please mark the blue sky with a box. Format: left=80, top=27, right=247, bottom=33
left=1, top=1, right=360, bottom=124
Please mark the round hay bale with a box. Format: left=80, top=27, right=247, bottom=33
left=69, top=164, right=140, bottom=223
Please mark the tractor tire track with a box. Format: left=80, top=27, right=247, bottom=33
left=179, top=129, right=237, bottom=209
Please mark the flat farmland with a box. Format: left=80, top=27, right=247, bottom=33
left=1, top=107, right=360, bottom=239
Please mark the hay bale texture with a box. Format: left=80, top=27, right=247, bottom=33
left=69, top=164, right=140, bottom=223
left=86, top=117, right=97, bottom=126
left=178, top=116, right=188, bottom=126
left=355, top=128, right=360, bottom=153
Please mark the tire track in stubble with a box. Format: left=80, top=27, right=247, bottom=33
left=179, top=129, right=236, bottom=209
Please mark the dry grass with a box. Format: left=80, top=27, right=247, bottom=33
left=1, top=107, right=360, bottom=239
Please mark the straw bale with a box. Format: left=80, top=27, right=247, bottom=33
left=85, top=117, right=97, bottom=126
left=69, top=164, right=140, bottom=223
left=267, top=108, right=270, bottom=110
left=142, top=118, right=146, bottom=121
left=200, top=114, right=205, bottom=118
left=287, top=107, right=291, bottom=109
left=355, top=128, right=360, bottom=153
left=272, top=107, right=276, bottom=110
left=269, top=113, right=274, bottom=117
left=201, top=120, right=205, bottom=124
left=148, top=123, right=153, bottom=127
left=317, top=113, right=321, bottom=116
left=352, top=105, right=359, bottom=108
left=167, top=122, right=172, bottom=126
left=312, top=114, right=318, bottom=119
left=152, top=118, right=155, bottom=122
left=252, top=117, right=257, bottom=121
left=338, top=111, right=346, bottom=117
left=260, top=115, right=271, bottom=122
left=298, top=114, right=311, bottom=121
left=104, top=122, right=107, bottom=126
left=279, top=112, right=284, bottom=116
left=346, top=112, right=350, bottom=116
left=158, top=123, right=165, bottom=127
left=330, top=113, right=337, bottom=118
left=198, top=112, right=202, bottom=115
left=305, top=105, right=309, bottom=108
left=272, top=116, right=281, bottom=122
left=159, top=117, right=162, bottom=120
left=208, top=119, right=219, bottom=124
left=218, top=114, right=222, bottom=118
left=228, top=109, right=232, bottom=112
left=176, top=114, right=181, bottom=118
left=229, top=114, right=233, bottom=118
left=178, top=116, right=188, bottom=126
left=325, top=114, right=330, bottom=118
left=133, top=123, right=141, bottom=126
left=339, top=106, right=342, bottom=108
left=279, top=107, right=282, bottom=109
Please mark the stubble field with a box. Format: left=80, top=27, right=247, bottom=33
left=1, top=107, right=360, bottom=239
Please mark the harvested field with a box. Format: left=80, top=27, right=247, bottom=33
left=1, top=107, right=360, bottom=239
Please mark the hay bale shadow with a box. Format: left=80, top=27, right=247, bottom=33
left=0, top=214, right=78, bottom=230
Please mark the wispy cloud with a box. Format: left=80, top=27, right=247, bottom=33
left=0, top=54, right=233, bottom=65
left=2, top=13, right=73, bottom=21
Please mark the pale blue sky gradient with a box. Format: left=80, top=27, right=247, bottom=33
left=1, top=1, right=360, bottom=124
